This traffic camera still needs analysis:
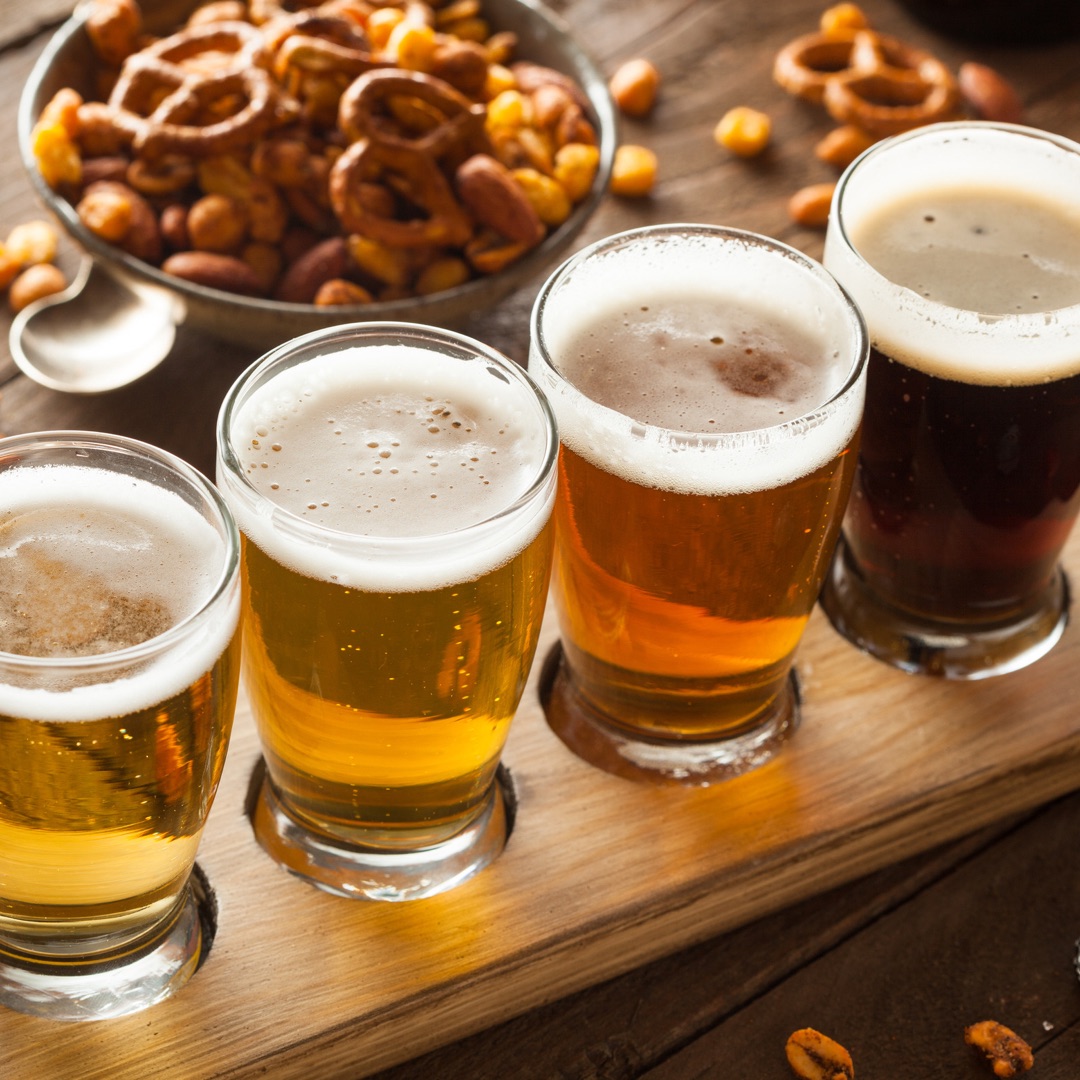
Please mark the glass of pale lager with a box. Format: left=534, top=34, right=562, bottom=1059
left=216, top=323, right=557, bottom=900
left=0, top=432, right=241, bottom=1021
left=530, top=224, right=868, bottom=784
left=821, top=123, right=1080, bottom=678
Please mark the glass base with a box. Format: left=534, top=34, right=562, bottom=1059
left=540, top=643, right=799, bottom=786
left=820, top=539, right=1071, bottom=679
left=251, top=767, right=510, bottom=901
left=0, top=879, right=205, bottom=1022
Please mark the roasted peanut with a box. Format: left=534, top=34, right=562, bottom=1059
left=187, top=194, right=247, bottom=253
left=820, top=3, right=869, bottom=35
left=9, top=263, right=68, bottom=313
left=785, top=1028, right=854, bottom=1080
left=964, top=1021, right=1033, bottom=1077
left=814, top=125, right=875, bottom=168
left=714, top=106, right=771, bottom=157
left=85, top=0, right=142, bottom=66
left=6, top=221, right=59, bottom=266
left=958, top=63, right=1024, bottom=124
left=415, top=256, right=470, bottom=295
left=554, top=142, right=600, bottom=202
left=313, top=278, right=374, bottom=305
left=0, top=246, right=22, bottom=291
left=788, top=182, right=836, bottom=228
left=610, top=144, right=657, bottom=197
left=512, top=167, right=571, bottom=227
left=77, top=186, right=135, bottom=245
left=609, top=58, right=660, bottom=118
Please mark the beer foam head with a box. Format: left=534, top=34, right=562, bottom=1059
left=220, top=336, right=557, bottom=591
left=530, top=225, right=867, bottom=495
left=0, top=464, right=239, bottom=722
left=825, top=122, right=1080, bottom=386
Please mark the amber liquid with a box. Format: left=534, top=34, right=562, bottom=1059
left=241, top=524, right=553, bottom=849
left=844, top=348, right=1080, bottom=625
left=0, top=638, right=239, bottom=956
left=553, top=439, right=858, bottom=739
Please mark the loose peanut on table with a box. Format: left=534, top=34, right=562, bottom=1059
left=714, top=106, right=771, bottom=157
left=610, top=144, right=658, bottom=197
left=964, top=1020, right=1034, bottom=1077
left=785, top=1027, right=855, bottom=1080
left=609, top=58, right=661, bottom=118
left=788, top=182, right=836, bottom=227
left=9, top=263, right=68, bottom=313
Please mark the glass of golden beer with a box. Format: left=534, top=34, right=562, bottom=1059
left=821, top=122, right=1080, bottom=678
left=530, top=224, right=868, bottom=784
left=0, top=432, right=241, bottom=1021
left=216, top=323, right=557, bottom=900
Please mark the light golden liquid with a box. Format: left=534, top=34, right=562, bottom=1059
left=0, top=637, right=239, bottom=956
left=554, top=441, right=857, bottom=738
left=241, top=523, right=553, bottom=848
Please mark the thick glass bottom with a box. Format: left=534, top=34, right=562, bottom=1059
left=539, top=643, right=798, bottom=786
left=251, top=765, right=509, bottom=901
left=821, top=539, right=1070, bottom=679
left=0, top=880, right=205, bottom=1022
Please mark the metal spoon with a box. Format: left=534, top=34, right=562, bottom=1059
left=10, top=258, right=184, bottom=394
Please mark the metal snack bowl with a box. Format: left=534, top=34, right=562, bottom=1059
left=16, top=0, right=615, bottom=388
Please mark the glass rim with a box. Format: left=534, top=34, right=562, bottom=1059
left=529, top=222, right=869, bottom=446
left=832, top=120, right=1080, bottom=321
left=0, top=430, right=241, bottom=672
left=215, top=321, right=560, bottom=552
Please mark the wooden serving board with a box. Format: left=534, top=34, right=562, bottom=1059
left=5, top=542, right=1080, bottom=1079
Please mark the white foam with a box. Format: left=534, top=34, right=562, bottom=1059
left=0, top=465, right=239, bottom=723
left=825, top=124, right=1080, bottom=386
left=530, top=229, right=866, bottom=495
left=221, top=344, right=556, bottom=591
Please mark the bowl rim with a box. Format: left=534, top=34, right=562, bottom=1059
left=18, top=0, right=617, bottom=324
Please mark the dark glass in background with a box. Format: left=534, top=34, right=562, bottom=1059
left=896, top=0, right=1080, bottom=44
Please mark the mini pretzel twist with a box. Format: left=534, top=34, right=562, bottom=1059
left=328, top=137, right=474, bottom=249
left=268, top=13, right=388, bottom=81
left=773, top=29, right=959, bottom=136
left=337, top=69, right=490, bottom=159
left=105, top=21, right=288, bottom=157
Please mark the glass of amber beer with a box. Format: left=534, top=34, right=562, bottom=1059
left=821, top=122, right=1080, bottom=678
left=216, top=323, right=557, bottom=900
left=0, top=432, right=241, bottom=1021
left=530, top=224, right=868, bottom=784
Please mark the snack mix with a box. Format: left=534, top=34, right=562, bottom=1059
left=31, top=0, right=603, bottom=303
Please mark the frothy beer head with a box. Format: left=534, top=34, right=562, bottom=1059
left=220, top=333, right=557, bottom=592
left=530, top=225, right=867, bottom=496
left=0, top=459, right=238, bottom=723
left=825, top=123, right=1080, bottom=386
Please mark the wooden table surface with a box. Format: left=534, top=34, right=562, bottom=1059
left=3, top=1, right=1080, bottom=1077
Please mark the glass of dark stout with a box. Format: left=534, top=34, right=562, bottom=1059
left=530, top=225, right=868, bottom=784
left=821, top=122, right=1080, bottom=678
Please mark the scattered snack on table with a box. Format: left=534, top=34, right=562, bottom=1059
left=788, top=182, right=835, bottom=227
left=610, top=143, right=657, bottom=197
left=714, top=105, right=771, bottom=157
left=964, top=1020, right=1034, bottom=1078
left=819, top=3, right=868, bottom=36
left=9, top=264, right=68, bottom=313
left=0, top=219, right=66, bottom=309
left=30, top=0, right=604, bottom=303
left=958, top=62, right=1024, bottom=123
left=785, top=1027, right=855, bottom=1080
left=609, top=57, right=661, bottom=118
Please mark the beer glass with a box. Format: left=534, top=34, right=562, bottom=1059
left=0, top=432, right=241, bottom=1021
left=530, top=224, right=868, bottom=784
left=216, top=323, right=557, bottom=901
left=821, top=122, right=1080, bottom=678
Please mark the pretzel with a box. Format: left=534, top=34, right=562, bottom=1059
left=105, top=22, right=288, bottom=157
left=337, top=69, right=490, bottom=159
left=328, top=137, right=473, bottom=249
left=773, top=29, right=959, bottom=136
left=268, top=13, right=387, bottom=81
